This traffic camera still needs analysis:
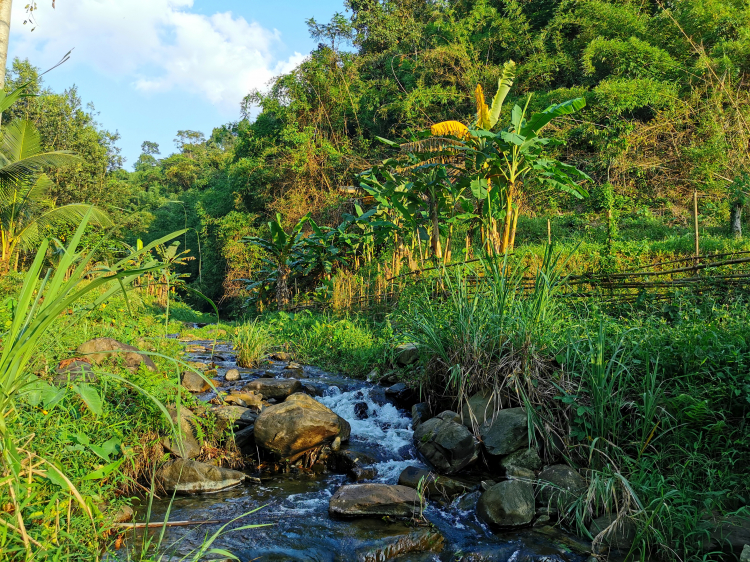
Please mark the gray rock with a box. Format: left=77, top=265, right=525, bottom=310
left=385, top=382, right=414, bottom=404
left=398, top=466, right=472, bottom=499
left=350, top=466, right=377, bottom=482
left=461, top=391, right=495, bottom=428
left=53, top=359, right=96, bottom=384
left=211, top=405, right=257, bottom=429
left=395, top=343, right=419, bottom=366
left=411, top=403, right=432, bottom=429
left=700, top=514, right=750, bottom=558
left=477, top=480, right=535, bottom=528
left=436, top=410, right=461, bottom=424
left=225, top=368, right=241, bottom=381
left=254, top=393, right=350, bottom=460
left=231, top=425, right=255, bottom=452
left=242, top=378, right=301, bottom=400
left=501, top=447, right=542, bottom=478
left=741, top=544, right=750, bottom=562
left=328, top=449, right=376, bottom=481
left=157, top=459, right=247, bottom=494
left=271, top=351, right=292, bottom=361
left=456, top=490, right=481, bottom=511
left=329, top=484, right=420, bottom=518
left=76, top=337, right=156, bottom=372
left=413, top=417, right=479, bottom=475
left=479, top=407, right=529, bottom=456
left=181, top=370, right=210, bottom=393
left=161, top=406, right=201, bottom=459
left=589, top=514, right=637, bottom=551
left=537, top=464, right=586, bottom=507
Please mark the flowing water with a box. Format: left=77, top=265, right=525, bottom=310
left=136, top=338, right=587, bottom=562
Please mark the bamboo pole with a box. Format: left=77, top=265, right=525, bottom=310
left=693, top=190, right=700, bottom=273
left=547, top=218, right=551, bottom=245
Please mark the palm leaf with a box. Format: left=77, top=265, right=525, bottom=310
left=13, top=204, right=112, bottom=251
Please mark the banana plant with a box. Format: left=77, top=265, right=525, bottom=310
left=243, top=213, right=309, bottom=310
left=462, top=95, right=592, bottom=252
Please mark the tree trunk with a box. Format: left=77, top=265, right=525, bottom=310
left=276, top=264, right=290, bottom=310
left=731, top=203, right=742, bottom=238
left=430, top=198, right=442, bottom=259
left=0, top=0, right=11, bottom=126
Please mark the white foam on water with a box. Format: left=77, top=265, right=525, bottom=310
left=372, top=459, right=427, bottom=484
left=319, top=386, right=414, bottom=458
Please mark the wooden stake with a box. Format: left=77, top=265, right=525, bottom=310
left=547, top=218, right=551, bottom=245
left=693, top=190, right=700, bottom=256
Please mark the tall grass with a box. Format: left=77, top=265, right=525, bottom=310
left=401, top=245, right=571, bottom=441
left=234, top=320, right=273, bottom=367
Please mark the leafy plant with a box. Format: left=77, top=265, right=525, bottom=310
left=0, top=209, right=185, bottom=558
left=0, top=119, right=111, bottom=271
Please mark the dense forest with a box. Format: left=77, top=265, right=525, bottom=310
left=2, top=1, right=750, bottom=561
left=7, top=0, right=749, bottom=309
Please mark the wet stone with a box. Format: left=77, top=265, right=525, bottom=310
left=356, top=529, right=444, bottom=561
left=329, top=483, right=420, bottom=518
left=398, top=466, right=472, bottom=499
left=157, top=459, right=248, bottom=494
left=225, top=368, right=241, bottom=381
left=479, top=407, right=529, bottom=456
left=354, top=401, right=369, bottom=419
left=242, top=378, right=302, bottom=400
left=181, top=370, right=210, bottom=393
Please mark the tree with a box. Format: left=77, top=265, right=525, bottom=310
left=243, top=214, right=309, bottom=310
left=0, top=119, right=111, bottom=270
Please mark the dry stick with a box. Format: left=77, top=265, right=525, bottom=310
left=547, top=219, right=551, bottom=245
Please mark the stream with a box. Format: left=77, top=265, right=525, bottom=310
left=136, top=337, right=587, bottom=562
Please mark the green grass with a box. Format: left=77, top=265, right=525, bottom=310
left=234, top=320, right=273, bottom=367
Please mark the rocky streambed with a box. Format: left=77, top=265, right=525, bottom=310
left=134, top=337, right=597, bottom=562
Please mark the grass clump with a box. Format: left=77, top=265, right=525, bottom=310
left=234, top=320, right=273, bottom=367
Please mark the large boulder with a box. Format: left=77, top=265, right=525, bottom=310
left=589, top=514, right=637, bottom=552
left=76, top=338, right=156, bottom=372
left=157, top=459, right=247, bottom=494
left=394, top=343, right=419, bottom=366
left=536, top=464, right=586, bottom=507
left=242, top=378, right=301, bottom=400
left=398, top=466, right=472, bottom=499
left=161, top=406, right=201, bottom=459
left=413, top=416, right=479, bottom=475
left=477, top=480, right=535, bottom=528
left=329, top=484, right=420, bottom=518
left=254, top=393, right=350, bottom=459
left=479, top=407, right=529, bottom=456
left=461, top=391, right=495, bottom=428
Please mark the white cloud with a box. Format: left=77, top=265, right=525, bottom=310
left=9, top=0, right=305, bottom=113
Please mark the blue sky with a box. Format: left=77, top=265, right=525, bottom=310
left=8, top=0, right=346, bottom=166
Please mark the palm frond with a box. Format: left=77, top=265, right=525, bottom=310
left=14, top=204, right=112, bottom=252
